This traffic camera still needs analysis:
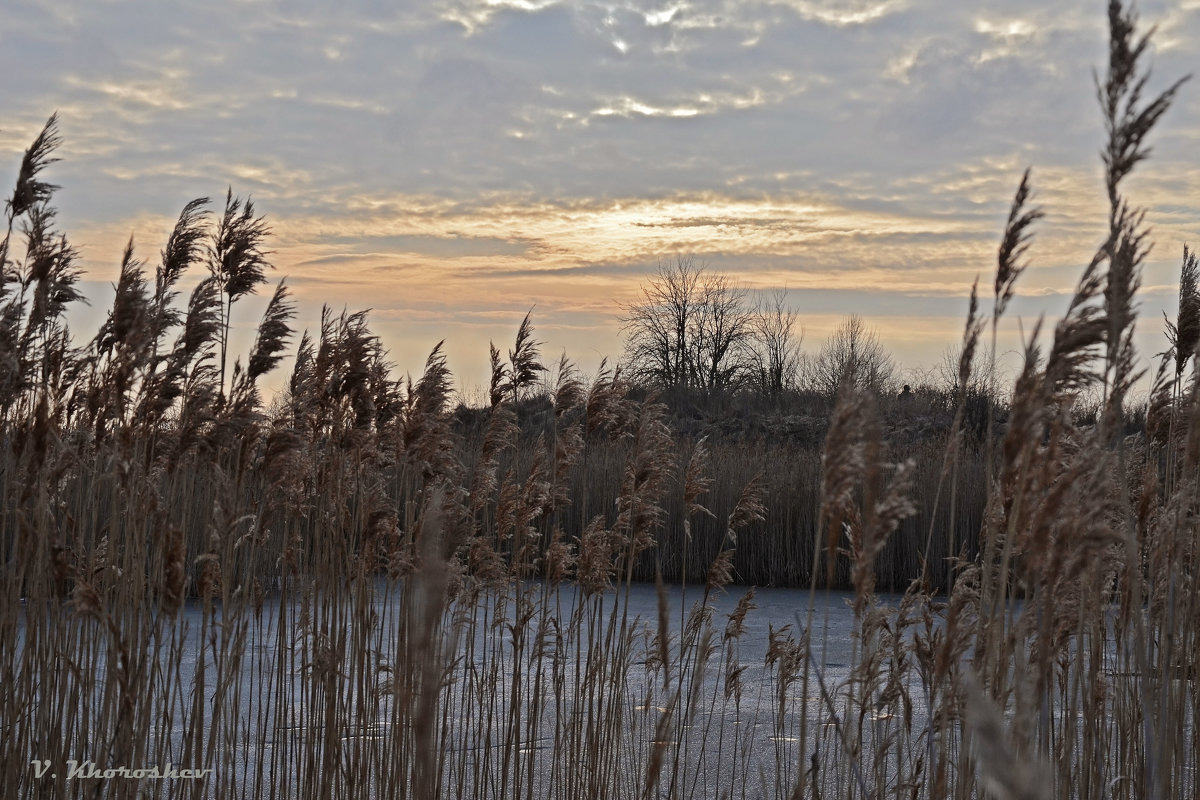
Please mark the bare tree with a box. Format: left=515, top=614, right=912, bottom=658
left=691, top=272, right=753, bottom=391
left=620, top=255, right=754, bottom=392
left=620, top=255, right=702, bottom=389
left=935, top=342, right=989, bottom=396
left=807, top=314, right=895, bottom=396
left=749, top=288, right=802, bottom=394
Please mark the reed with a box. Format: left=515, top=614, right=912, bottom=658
left=2, top=2, right=1197, bottom=798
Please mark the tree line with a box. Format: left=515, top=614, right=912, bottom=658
left=619, top=254, right=897, bottom=398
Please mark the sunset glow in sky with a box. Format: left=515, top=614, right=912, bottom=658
left=4, top=0, right=1200, bottom=396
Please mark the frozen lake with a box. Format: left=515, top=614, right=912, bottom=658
left=15, top=579, right=934, bottom=799
left=16, top=578, right=1180, bottom=799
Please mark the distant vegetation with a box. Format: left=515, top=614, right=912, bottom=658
left=3, top=1, right=1198, bottom=797
left=620, top=254, right=898, bottom=400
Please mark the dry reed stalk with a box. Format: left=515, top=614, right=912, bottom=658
left=1167, top=246, right=1200, bottom=381
left=962, top=674, right=1050, bottom=800
left=819, top=383, right=872, bottom=587
left=994, top=170, right=1042, bottom=322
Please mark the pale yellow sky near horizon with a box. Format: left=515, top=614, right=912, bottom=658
left=53, top=160, right=1197, bottom=401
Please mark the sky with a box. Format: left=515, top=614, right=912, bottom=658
left=3, top=0, right=1200, bottom=400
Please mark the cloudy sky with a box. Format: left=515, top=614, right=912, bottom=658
left=3, top=0, right=1199, bottom=396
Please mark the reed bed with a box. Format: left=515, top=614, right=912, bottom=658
left=3, top=2, right=1199, bottom=797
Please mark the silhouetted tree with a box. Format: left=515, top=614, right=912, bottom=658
left=807, top=314, right=895, bottom=397
left=749, top=288, right=802, bottom=395
left=620, top=255, right=754, bottom=392
left=621, top=255, right=701, bottom=389
left=691, top=271, right=753, bottom=391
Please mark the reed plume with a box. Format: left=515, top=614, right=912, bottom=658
left=506, top=309, right=545, bottom=403
left=5, top=112, right=60, bottom=223
left=1166, top=245, right=1200, bottom=380
left=207, top=188, right=273, bottom=395
left=994, top=170, right=1042, bottom=321
left=153, top=198, right=210, bottom=340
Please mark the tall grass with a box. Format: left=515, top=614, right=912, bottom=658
left=454, top=385, right=991, bottom=592
left=2, top=2, right=1198, bottom=797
